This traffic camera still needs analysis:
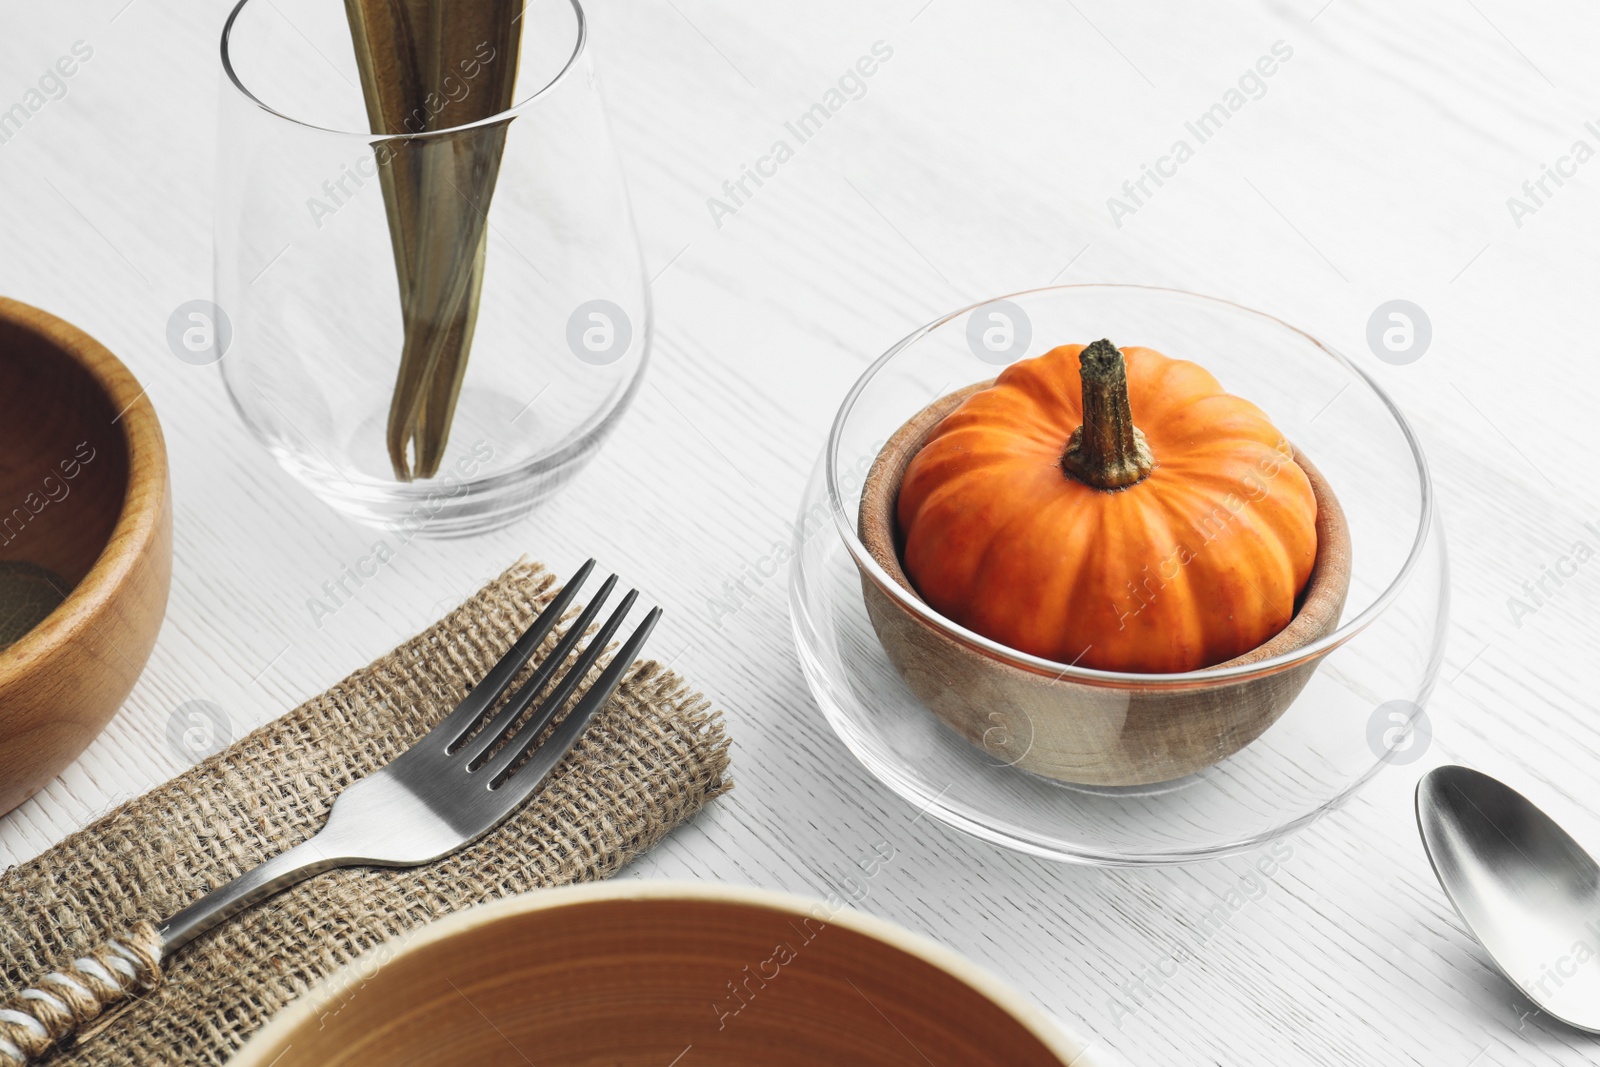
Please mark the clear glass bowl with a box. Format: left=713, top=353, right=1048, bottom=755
left=215, top=0, right=647, bottom=535
left=789, top=284, right=1449, bottom=865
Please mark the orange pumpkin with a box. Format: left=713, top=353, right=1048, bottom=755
left=896, top=340, right=1318, bottom=674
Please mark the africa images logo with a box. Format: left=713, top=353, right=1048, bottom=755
left=166, top=700, right=233, bottom=763
left=1366, top=699, right=1431, bottom=766
left=705, top=41, right=895, bottom=228
left=1105, top=41, right=1294, bottom=227
left=0, top=41, right=94, bottom=147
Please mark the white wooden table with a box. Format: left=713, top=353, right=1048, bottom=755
left=4, top=1, right=1600, bottom=1063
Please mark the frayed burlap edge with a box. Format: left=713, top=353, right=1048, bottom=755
left=0, top=559, right=732, bottom=1066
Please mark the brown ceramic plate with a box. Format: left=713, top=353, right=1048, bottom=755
left=231, top=882, right=1106, bottom=1067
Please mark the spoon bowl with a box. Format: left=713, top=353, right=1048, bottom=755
left=1416, top=765, right=1600, bottom=1032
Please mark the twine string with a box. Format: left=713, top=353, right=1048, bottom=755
left=0, top=924, right=162, bottom=1067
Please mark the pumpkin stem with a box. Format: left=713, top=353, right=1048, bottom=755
left=1061, top=339, right=1155, bottom=490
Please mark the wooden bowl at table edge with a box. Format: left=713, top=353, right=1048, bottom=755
left=857, top=380, right=1353, bottom=787
left=229, top=881, right=1109, bottom=1067
left=0, top=298, right=171, bottom=816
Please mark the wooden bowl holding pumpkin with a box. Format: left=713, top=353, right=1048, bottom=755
left=857, top=339, right=1351, bottom=787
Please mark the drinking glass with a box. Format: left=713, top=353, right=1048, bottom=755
left=215, top=0, right=648, bottom=535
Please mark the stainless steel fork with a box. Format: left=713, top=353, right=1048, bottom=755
left=0, top=560, right=658, bottom=1067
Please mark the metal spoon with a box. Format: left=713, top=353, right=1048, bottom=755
left=1416, top=764, right=1600, bottom=1032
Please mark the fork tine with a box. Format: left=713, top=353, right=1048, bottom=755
left=484, top=598, right=658, bottom=789
left=475, top=589, right=637, bottom=779
left=459, top=574, right=619, bottom=768
left=430, top=558, right=595, bottom=755
left=457, top=575, right=617, bottom=767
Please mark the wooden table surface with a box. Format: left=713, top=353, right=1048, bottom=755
left=4, top=1, right=1600, bottom=1064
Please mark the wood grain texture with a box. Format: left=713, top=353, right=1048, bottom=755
left=0, top=298, right=171, bottom=816
left=1, top=1, right=1598, bottom=1065
left=857, top=380, right=1351, bottom=785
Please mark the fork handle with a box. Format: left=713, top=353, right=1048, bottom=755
left=158, top=837, right=344, bottom=955
left=0, top=922, right=162, bottom=1067
left=0, top=838, right=342, bottom=1066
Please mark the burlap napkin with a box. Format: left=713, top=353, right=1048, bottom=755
left=0, top=560, right=731, bottom=1065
